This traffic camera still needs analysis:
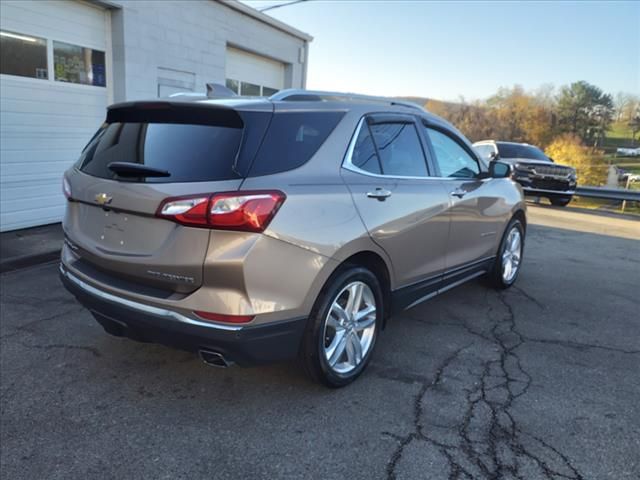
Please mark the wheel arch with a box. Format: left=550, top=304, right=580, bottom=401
left=341, top=251, right=392, bottom=325
left=315, top=249, right=393, bottom=328
left=512, top=208, right=527, bottom=232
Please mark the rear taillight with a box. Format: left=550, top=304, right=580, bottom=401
left=157, top=190, right=285, bottom=232
left=157, top=195, right=210, bottom=226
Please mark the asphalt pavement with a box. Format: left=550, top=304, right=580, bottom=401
left=1, top=205, right=639, bottom=479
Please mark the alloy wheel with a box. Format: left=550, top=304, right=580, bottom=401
left=502, top=227, right=522, bottom=283
left=322, top=281, right=377, bottom=374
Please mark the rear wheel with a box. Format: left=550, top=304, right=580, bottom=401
left=550, top=196, right=572, bottom=207
left=487, top=218, right=525, bottom=289
left=300, top=266, right=383, bottom=388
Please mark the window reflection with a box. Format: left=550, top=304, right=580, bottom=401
left=0, top=30, right=48, bottom=79
left=53, top=40, right=106, bottom=87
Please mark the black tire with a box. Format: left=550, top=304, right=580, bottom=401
left=299, top=266, right=384, bottom=388
left=550, top=196, right=572, bottom=207
left=486, top=218, right=525, bottom=289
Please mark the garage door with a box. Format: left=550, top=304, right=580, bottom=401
left=225, top=46, right=285, bottom=97
left=0, top=0, right=108, bottom=231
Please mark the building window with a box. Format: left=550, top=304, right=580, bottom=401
left=225, top=78, right=239, bottom=94
left=262, top=86, right=278, bottom=97
left=240, top=81, right=260, bottom=96
left=0, top=30, right=48, bottom=79
left=53, top=41, right=106, bottom=87
left=226, top=79, right=280, bottom=97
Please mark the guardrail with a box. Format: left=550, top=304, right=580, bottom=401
left=575, top=186, right=640, bottom=202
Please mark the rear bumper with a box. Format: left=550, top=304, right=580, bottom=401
left=59, top=264, right=307, bottom=366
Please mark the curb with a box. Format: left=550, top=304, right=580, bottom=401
left=0, top=250, right=61, bottom=274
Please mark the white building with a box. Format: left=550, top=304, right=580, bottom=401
left=0, top=0, right=311, bottom=231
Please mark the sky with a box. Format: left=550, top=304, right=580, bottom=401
left=243, top=0, right=640, bottom=101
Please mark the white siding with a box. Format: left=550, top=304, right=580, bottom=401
left=0, top=0, right=309, bottom=231
left=0, top=0, right=108, bottom=231
left=110, top=0, right=307, bottom=101
left=0, top=0, right=106, bottom=50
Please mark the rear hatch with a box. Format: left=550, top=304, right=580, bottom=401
left=63, top=101, right=272, bottom=294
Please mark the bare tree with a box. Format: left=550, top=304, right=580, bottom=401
left=623, top=95, right=640, bottom=123
left=629, top=109, right=640, bottom=147
left=614, top=92, right=630, bottom=122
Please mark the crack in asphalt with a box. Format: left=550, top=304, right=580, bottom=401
left=384, top=290, right=587, bottom=480
left=16, top=340, right=102, bottom=358
left=0, top=306, right=86, bottom=340
left=512, top=285, right=545, bottom=310
left=385, top=344, right=471, bottom=480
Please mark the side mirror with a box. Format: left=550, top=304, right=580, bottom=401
left=547, top=156, right=555, bottom=163
left=489, top=151, right=500, bottom=161
left=489, top=160, right=513, bottom=178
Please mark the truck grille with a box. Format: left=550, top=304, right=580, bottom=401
left=530, top=165, right=572, bottom=177
left=530, top=178, right=572, bottom=191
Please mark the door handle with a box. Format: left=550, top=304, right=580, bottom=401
left=367, top=188, right=392, bottom=201
left=449, top=187, right=467, bottom=199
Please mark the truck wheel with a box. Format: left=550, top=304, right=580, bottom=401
left=550, top=196, right=572, bottom=207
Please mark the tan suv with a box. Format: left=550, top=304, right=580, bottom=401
left=60, top=90, right=526, bottom=387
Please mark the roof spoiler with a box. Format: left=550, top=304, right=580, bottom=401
left=106, top=101, right=243, bottom=128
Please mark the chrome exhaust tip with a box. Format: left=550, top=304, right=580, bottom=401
left=198, top=349, right=230, bottom=368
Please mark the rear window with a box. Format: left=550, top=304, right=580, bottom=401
left=247, top=111, right=345, bottom=177
left=496, top=143, right=549, bottom=161
left=78, top=122, right=243, bottom=183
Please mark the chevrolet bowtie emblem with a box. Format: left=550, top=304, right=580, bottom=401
left=95, top=193, right=113, bottom=205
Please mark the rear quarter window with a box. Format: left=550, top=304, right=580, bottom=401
left=247, top=111, right=345, bottom=177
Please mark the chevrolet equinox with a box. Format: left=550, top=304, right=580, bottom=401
left=60, top=90, right=527, bottom=387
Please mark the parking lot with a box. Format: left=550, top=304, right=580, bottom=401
left=1, top=205, right=639, bottom=480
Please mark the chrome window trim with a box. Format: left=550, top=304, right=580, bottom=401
left=60, top=264, right=244, bottom=332
left=342, top=116, right=484, bottom=181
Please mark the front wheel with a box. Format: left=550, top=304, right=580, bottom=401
left=550, top=196, right=572, bottom=207
left=486, top=218, right=525, bottom=289
left=300, top=266, right=383, bottom=388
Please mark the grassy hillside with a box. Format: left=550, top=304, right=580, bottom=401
left=603, top=122, right=636, bottom=152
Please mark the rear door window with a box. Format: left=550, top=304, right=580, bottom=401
left=369, top=122, right=428, bottom=177
left=247, top=111, right=345, bottom=176
left=78, top=122, right=243, bottom=183
left=348, top=119, right=429, bottom=177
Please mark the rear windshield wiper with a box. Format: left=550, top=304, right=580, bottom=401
left=108, top=162, right=170, bottom=177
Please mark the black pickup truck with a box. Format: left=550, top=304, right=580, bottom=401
left=474, top=140, right=577, bottom=207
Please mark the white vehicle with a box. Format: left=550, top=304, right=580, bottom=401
left=616, top=147, right=640, bottom=157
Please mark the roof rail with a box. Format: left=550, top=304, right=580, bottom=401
left=269, top=89, right=426, bottom=112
